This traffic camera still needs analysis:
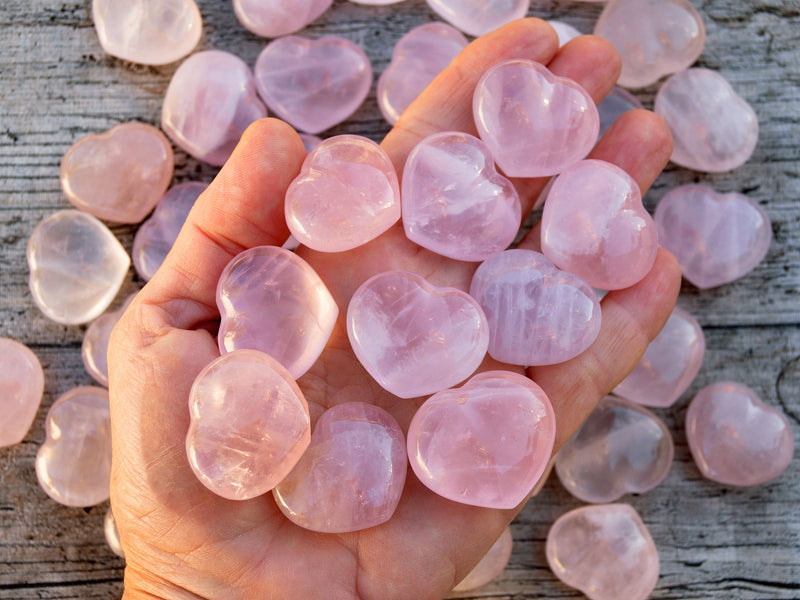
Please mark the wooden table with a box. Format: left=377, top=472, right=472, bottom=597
left=1, top=1, right=798, bottom=598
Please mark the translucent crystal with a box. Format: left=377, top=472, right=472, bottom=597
left=82, top=294, right=137, bottom=387
left=104, top=508, right=125, bottom=558
left=598, top=87, right=643, bottom=137
left=233, top=0, right=332, bottom=38
left=452, top=527, right=513, bottom=592
left=0, top=338, right=45, bottom=448
left=548, top=20, right=582, bottom=47
left=425, top=0, right=531, bottom=37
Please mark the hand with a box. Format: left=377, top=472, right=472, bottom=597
left=108, top=18, right=681, bottom=600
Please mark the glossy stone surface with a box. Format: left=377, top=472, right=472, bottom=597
left=546, top=504, right=659, bottom=600
left=598, top=87, right=643, bottom=137
left=469, top=249, right=601, bottom=366
left=60, top=122, right=174, bottom=224
left=104, top=508, right=124, bottom=558
left=614, top=306, right=705, bottom=407
left=27, top=210, right=130, bottom=325
left=35, top=387, right=112, bottom=507
left=452, top=527, right=513, bottom=592
left=93, top=0, right=202, bottom=65
left=555, top=396, right=674, bottom=503
left=655, top=184, right=772, bottom=289
left=594, top=0, right=705, bottom=88
left=285, top=135, right=400, bottom=252
left=541, top=159, right=658, bottom=290
left=186, top=350, right=311, bottom=500
left=133, top=182, right=207, bottom=281
left=217, top=246, right=338, bottom=379
left=474, top=59, right=599, bottom=177
left=162, top=50, right=267, bottom=166
left=255, top=36, right=371, bottom=134
left=548, top=20, right=581, bottom=47
left=425, top=0, right=530, bottom=37
left=0, top=339, right=45, bottom=448
left=402, top=131, right=521, bottom=261
left=408, top=371, right=555, bottom=509
left=299, top=133, right=323, bottom=153
left=82, top=294, right=137, bottom=387
left=273, top=402, right=407, bottom=533
left=655, top=68, right=759, bottom=172
left=233, top=0, right=332, bottom=38
left=348, top=270, right=489, bottom=399
left=686, top=382, right=794, bottom=487
left=377, top=23, right=468, bottom=125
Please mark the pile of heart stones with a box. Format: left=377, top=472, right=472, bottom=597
left=1, top=0, right=794, bottom=598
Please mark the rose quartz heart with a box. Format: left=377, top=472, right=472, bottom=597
left=60, top=122, right=174, bottom=224
left=273, top=402, right=407, bottom=533
left=425, top=0, right=530, bottom=37
left=347, top=270, right=489, bottom=399
left=186, top=350, right=311, bottom=500
left=299, top=133, right=323, bottom=153
left=473, top=59, right=599, bottom=178
left=541, top=159, right=658, bottom=290
left=104, top=508, right=124, bottom=558
left=469, top=249, right=601, bottom=366
left=285, top=135, right=401, bottom=252
left=233, top=0, right=332, bottom=38
left=453, top=527, right=513, bottom=592
left=686, top=381, right=794, bottom=487
left=402, top=131, right=521, bottom=261
left=254, top=36, right=371, bottom=134
left=0, top=338, right=44, bottom=448
left=407, top=370, right=555, bottom=509
left=82, top=293, right=137, bottom=387
left=217, top=246, right=338, bottom=379
left=548, top=20, right=582, bottom=47
left=655, top=184, right=772, bottom=289
left=598, top=87, right=643, bottom=138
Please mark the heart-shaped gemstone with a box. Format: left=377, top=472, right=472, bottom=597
left=233, top=0, right=332, bottom=38
left=598, top=87, right=643, bottom=138
left=402, top=131, right=521, bottom=261
left=473, top=59, right=599, bottom=177
left=93, top=0, right=202, bottom=65
left=273, top=402, right=407, bottom=533
left=594, top=0, right=705, bottom=89
left=407, top=370, right=555, bottom=508
left=0, top=338, right=45, bottom=448
left=686, top=381, right=794, bottom=487
left=541, top=159, right=658, bottom=290
left=217, top=246, right=338, bottom=379
left=469, top=249, right=601, bottom=366
left=82, top=293, right=137, bottom=387
left=548, top=20, right=582, bottom=47
left=453, top=527, right=513, bottom=592
left=285, top=135, right=401, bottom=252
left=654, top=184, right=772, bottom=289
left=60, top=122, right=174, bottom=224
left=186, top=350, right=311, bottom=500
left=347, top=270, right=489, bottom=399
left=104, top=508, right=124, bottom=558
left=254, top=36, right=372, bottom=134
left=425, top=0, right=530, bottom=37
left=162, top=50, right=268, bottom=166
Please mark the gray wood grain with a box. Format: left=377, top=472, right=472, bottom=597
left=0, top=0, right=798, bottom=598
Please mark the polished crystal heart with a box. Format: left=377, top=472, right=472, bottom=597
left=186, top=350, right=311, bottom=500
left=469, top=249, right=601, bottom=366
left=217, top=246, right=338, bottom=379
left=402, top=131, right=521, bottom=261
left=598, top=87, right=643, bottom=138
left=541, top=159, right=658, bottom=290
left=285, top=135, right=401, bottom=252
left=655, top=184, right=772, bottom=289
left=347, top=270, right=489, bottom=399
left=473, top=59, right=599, bottom=177
left=0, top=338, right=44, bottom=448
left=453, top=527, right=513, bottom=592
left=254, top=36, right=371, bottom=134
left=407, top=371, right=555, bottom=509
left=273, top=402, right=407, bottom=533
left=548, top=20, right=582, bottom=47
left=425, top=0, right=530, bottom=37
left=93, top=0, right=202, bottom=65
left=27, top=210, right=130, bottom=325
left=82, top=294, right=137, bottom=387
left=104, top=508, right=124, bottom=558
left=233, top=0, right=332, bottom=38
left=686, top=381, right=794, bottom=487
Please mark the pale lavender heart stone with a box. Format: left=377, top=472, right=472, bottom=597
left=299, top=133, right=323, bottom=153
left=233, top=0, right=332, bottom=38
left=425, top=0, right=531, bottom=37
left=0, top=338, right=45, bottom=448
left=104, top=508, right=124, bottom=558
left=82, top=293, right=137, bottom=387
left=452, top=527, right=513, bottom=592
left=598, top=87, right=643, bottom=137
left=548, top=20, right=582, bottom=47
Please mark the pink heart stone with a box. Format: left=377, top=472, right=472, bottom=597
left=598, top=87, right=643, bottom=138
left=233, top=0, right=332, bottom=38
left=452, top=527, right=513, bottom=592
left=60, top=122, right=174, bottom=224
left=104, top=508, right=124, bottom=558
left=377, top=22, right=468, bottom=125
left=614, top=306, right=705, bottom=407
left=473, top=59, right=599, bottom=178
left=82, top=294, right=137, bottom=387
left=548, top=20, right=582, bottom=47
left=186, top=350, right=311, bottom=500
left=402, top=131, right=521, bottom=261
left=686, top=381, right=794, bottom=487
left=407, top=371, right=555, bottom=509
left=162, top=50, right=268, bottom=166
left=555, top=396, right=674, bottom=503
left=655, top=68, right=759, bottom=172
left=546, top=504, right=659, bottom=600
left=541, top=159, right=658, bottom=290
left=273, top=402, right=407, bottom=533
left=469, top=249, right=601, bottom=366
left=0, top=338, right=45, bottom=448
left=425, top=0, right=531, bottom=37
left=27, top=210, right=130, bottom=325
left=285, top=135, right=401, bottom=252
left=35, top=386, right=112, bottom=507
left=93, top=0, right=202, bottom=65
left=654, top=184, right=772, bottom=289
left=254, top=36, right=372, bottom=134
left=217, top=246, right=338, bottom=379
left=594, top=0, right=705, bottom=89
left=299, top=133, right=323, bottom=153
